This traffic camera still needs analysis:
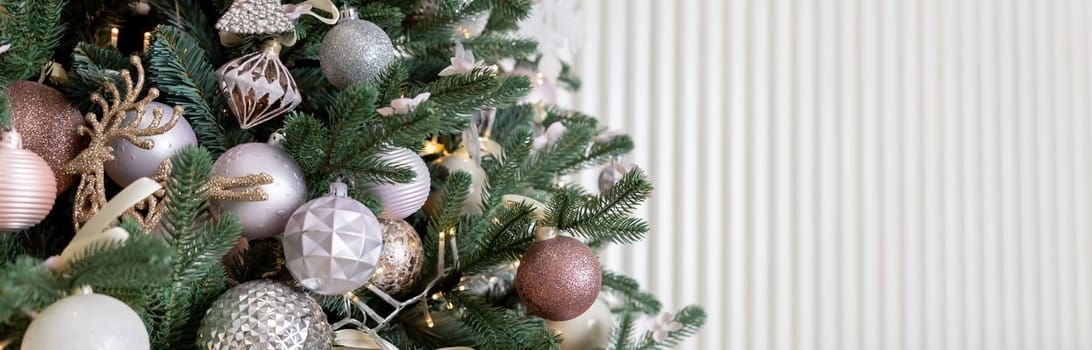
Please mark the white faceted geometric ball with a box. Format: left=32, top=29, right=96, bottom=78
left=283, top=182, right=383, bottom=295
left=211, top=142, right=307, bottom=239
left=21, top=292, right=149, bottom=350
left=104, top=101, right=197, bottom=187
left=362, top=148, right=430, bottom=219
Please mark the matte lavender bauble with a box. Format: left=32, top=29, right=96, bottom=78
left=211, top=142, right=307, bottom=239
left=104, top=102, right=197, bottom=187
left=282, top=182, right=383, bottom=295
left=362, top=148, right=430, bottom=219
left=515, top=229, right=602, bottom=321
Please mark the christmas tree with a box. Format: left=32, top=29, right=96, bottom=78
left=0, top=0, right=704, bottom=349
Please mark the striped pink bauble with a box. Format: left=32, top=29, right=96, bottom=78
left=0, top=130, right=57, bottom=233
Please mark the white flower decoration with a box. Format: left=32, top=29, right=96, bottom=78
left=377, top=92, right=430, bottom=116
left=641, top=311, right=683, bottom=343
left=0, top=43, right=10, bottom=55
left=531, top=122, right=567, bottom=151
left=439, top=42, right=479, bottom=77
left=593, top=129, right=622, bottom=143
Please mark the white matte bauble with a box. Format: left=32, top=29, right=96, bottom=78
left=282, top=182, right=383, bottom=295
left=433, top=152, right=486, bottom=215
left=211, top=142, right=307, bottom=239
left=104, top=102, right=197, bottom=187
left=21, top=291, right=149, bottom=350
left=546, top=298, right=613, bottom=350
left=362, top=148, right=430, bottom=219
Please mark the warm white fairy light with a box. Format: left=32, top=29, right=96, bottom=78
left=110, top=27, right=119, bottom=48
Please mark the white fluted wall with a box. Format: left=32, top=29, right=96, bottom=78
left=570, top=0, right=1092, bottom=349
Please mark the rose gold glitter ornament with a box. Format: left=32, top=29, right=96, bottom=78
left=370, top=218, right=424, bottom=294
left=0, top=129, right=57, bottom=232
left=7, top=81, right=87, bottom=193
left=216, top=40, right=302, bottom=129
left=515, top=227, right=602, bottom=321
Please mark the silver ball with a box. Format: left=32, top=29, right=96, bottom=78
left=362, top=148, right=430, bottom=220
left=320, top=19, right=396, bottom=89
left=211, top=142, right=307, bottom=239
left=104, top=102, right=197, bottom=187
left=197, top=280, right=331, bottom=350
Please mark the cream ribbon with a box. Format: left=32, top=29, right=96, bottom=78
left=501, top=194, right=547, bottom=221
left=52, top=178, right=161, bottom=270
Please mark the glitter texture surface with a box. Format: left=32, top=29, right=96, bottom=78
left=515, top=235, right=602, bottom=321
left=8, top=81, right=86, bottom=193
left=197, top=280, right=331, bottom=350
left=371, top=218, right=424, bottom=294
left=215, top=0, right=294, bottom=34
left=319, top=18, right=395, bottom=89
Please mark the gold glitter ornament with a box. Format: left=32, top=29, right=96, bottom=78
left=7, top=81, right=88, bottom=193
left=63, top=56, right=181, bottom=230
left=370, top=218, right=424, bottom=295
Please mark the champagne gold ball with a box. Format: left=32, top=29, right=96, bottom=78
left=7, top=81, right=86, bottom=193
left=516, top=236, right=602, bottom=321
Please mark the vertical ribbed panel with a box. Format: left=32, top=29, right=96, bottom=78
left=571, top=0, right=1092, bottom=349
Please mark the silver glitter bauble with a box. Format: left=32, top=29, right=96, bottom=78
left=211, top=142, right=307, bottom=239
left=104, top=102, right=197, bottom=187
left=362, top=148, right=430, bottom=220
left=283, top=181, right=383, bottom=295
left=370, top=218, right=424, bottom=295
left=320, top=10, right=395, bottom=89
left=197, top=280, right=331, bottom=350
left=22, top=289, right=149, bottom=350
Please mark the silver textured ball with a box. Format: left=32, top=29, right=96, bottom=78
left=104, top=102, right=197, bottom=187
left=283, top=182, right=383, bottom=295
left=22, top=291, right=149, bottom=350
left=320, top=18, right=395, bottom=89
left=370, top=218, right=424, bottom=295
left=211, top=142, right=307, bottom=239
left=362, top=148, right=430, bottom=220
left=197, top=280, right=331, bottom=350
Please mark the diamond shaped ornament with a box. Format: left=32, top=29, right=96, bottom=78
left=283, top=182, right=383, bottom=295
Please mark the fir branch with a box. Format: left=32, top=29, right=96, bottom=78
left=147, top=0, right=221, bottom=60
left=64, top=226, right=172, bottom=293
left=460, top=203, right=536, bottom=275
left=490, top=105, right=535, bottom=142
left=610, top=313, right=637, bottom=350
left=422, top=171, right=471, bottom=278
left=0, top=257, right=62, bottom=325
left=634, top=306, right=707, bottom=350
left=357, top=2, right=408, bottom=34
left=0, top=0, right=65, bottom=83
left=375, top=62, right=411, bottom=104
left=555, top=169, right=653, bottom=245
left=290, top=66, right=339, bottom=114
left=601, top=270, right=661, bottom=315
left=462, top=34, right=537, bottom=63
left=447, top=291, right=560, bottom=350
left=481, top=0, right=533, bottom=32
left=420, top=68, right=531, bottom=132
left=147, top=25, right=237, bottom=155
left=0, top=89, right=10, bottom=129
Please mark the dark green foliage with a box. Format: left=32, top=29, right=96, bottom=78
left=633, top=306, right=707, bottom=350
left=60, top=43, right=128, bottom=110
left=447, top=291, right=562, bottom=350
left=147, top=26, right=242, bottom=156
left=0, top=89, right=10, bottom=129
left=0, top=0, right=65, bottom=83
left=146, top=0, right=222, bottom=60
left=146, top=146, right=243, bottom=347
left=549, top=168, right=653, bottom=245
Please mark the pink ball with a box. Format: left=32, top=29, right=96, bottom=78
left=0, top=130, right=57, bottom=232
left=516, top=235, right=602, bottom=321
